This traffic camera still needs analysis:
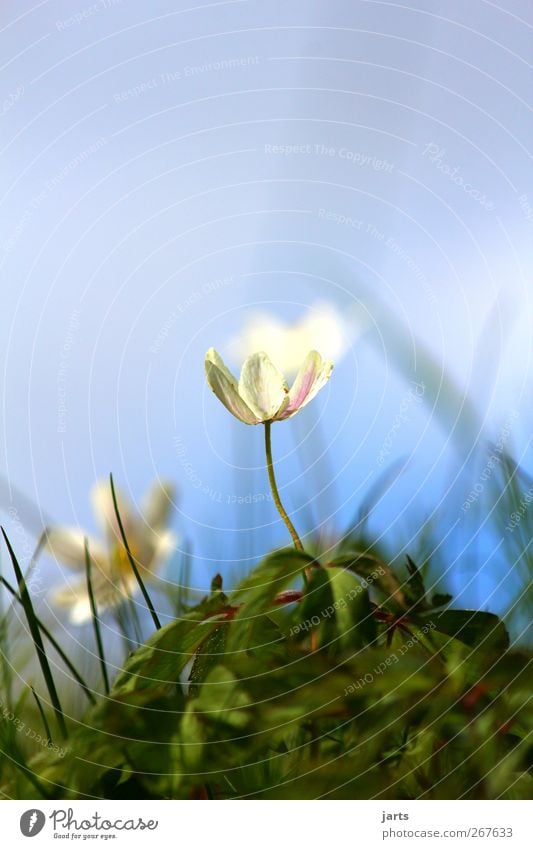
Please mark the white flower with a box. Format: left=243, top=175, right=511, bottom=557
left=205, top=348, right=333, bottom=424
left=229, top=301, right=355, bottom=375
left=46, top=480, right=176, bottom=625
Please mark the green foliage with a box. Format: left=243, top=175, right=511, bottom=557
left=1, top=545, right=530, bottom=801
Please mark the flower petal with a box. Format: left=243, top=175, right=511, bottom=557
left=205, top=347, right=239, bottom=388
left=205, top=348, right=260, bottom=424
left=91, top=479, right=134, bottom=545
left=50, top=558, right=142, bottom=624
left=50, top=581, right=94, bottom=625
left=149, top=529, right=177, bottom=575
left=141, top=480, right=175, bottom=529
left=134, top=524, right=176, bottom=575
left=45, top=528, right=105, bottom=570
left=279, top=351, right=334, bottom=419
left=238, top=352, right=289, bottom=421
left=230, top=302, right=353, bottom=376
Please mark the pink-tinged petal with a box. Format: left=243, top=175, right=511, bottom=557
left=279, top=351, right=334, bottom=419
left=238, top=352, right=289, bottom=421
left=205, top=348, right=239, bottom=389
left=205, top=349, right=260, bottom=424
left=45, top=528, right=105, bottom=570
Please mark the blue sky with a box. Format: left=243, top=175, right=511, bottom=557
left=0, top=0, right=531, bottom=627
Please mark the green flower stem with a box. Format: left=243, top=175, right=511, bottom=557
left=264, top=421, right=304, bottom=551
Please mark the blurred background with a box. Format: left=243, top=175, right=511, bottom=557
left=0, top=0, right=531, bottom=658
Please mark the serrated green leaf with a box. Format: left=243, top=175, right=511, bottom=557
left=225, top=548, right=314, bottom=651
left=189, top=624, right=229, bottom=697
left=231, top=548, right=314, bottom=613
left=111, top=595, right=232, bottom=701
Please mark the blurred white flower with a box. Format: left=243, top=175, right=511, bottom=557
left=229, top=301, right=357, bottom=375
left=205, top=349, right=333, bottom=425
left=46, top=480, right=176, bottom=625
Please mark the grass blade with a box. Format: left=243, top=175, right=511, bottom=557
left=9, top=752, right=49, bottom=798
left=31, top=686, right=52, bottom=746
left=113, top=603, right=137, bottom=657
left=0, top=585, right=14, bottom=713
left=176, top=537, right=192, bottom=616
left=1, top=527, right=68, bottom=738
left=109, top=474, right=161, bottom=630
left=1, top=531, right=46, bottom=625
left=0, top=576, right=95, bottom=705
left=84, top=538, right=110, bottom=695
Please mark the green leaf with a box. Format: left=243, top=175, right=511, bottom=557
left=329, top=551, right=406, bottom=609
left=423, top=610, right=510, bottom=651
left=297, top=566, right=333, bottom=645
left=404, top=555, right=427, bottom=608
left=225, top=548, right=314, bottom=651
left=188, top=624, right=229, bottom=697
left=231, top=548, right=314, bottom=613
left=431, top=593, right=453, bottom=608
left=292, top=566, right=377, bottom=650
left=190, top=666, right=251, bottom=728
left=326, top=567, right=377, bottom=650
left=111, top=595, right=232, bottom=702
